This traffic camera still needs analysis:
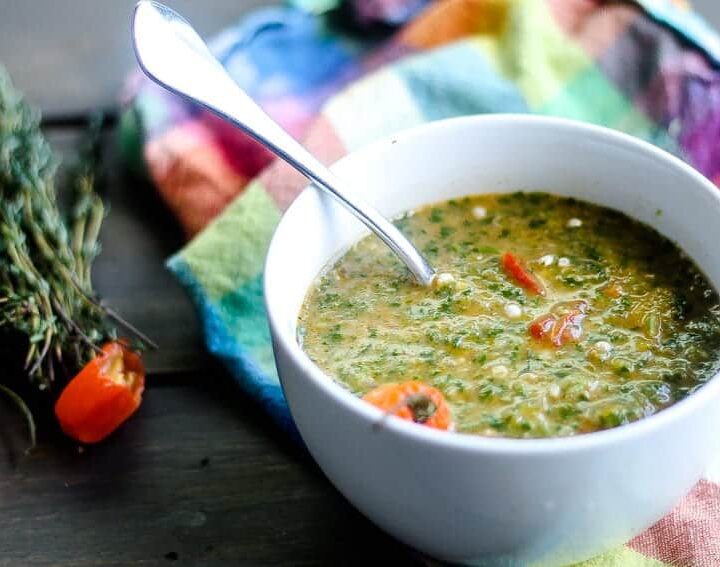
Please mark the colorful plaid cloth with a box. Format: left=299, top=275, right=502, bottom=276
left=120, top=0, right=720, bottom=564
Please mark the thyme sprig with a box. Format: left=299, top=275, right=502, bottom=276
left=0, top=69, right=141, bottom=447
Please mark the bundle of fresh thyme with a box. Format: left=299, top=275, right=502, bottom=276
left=0, top=68, right=122, bottom=444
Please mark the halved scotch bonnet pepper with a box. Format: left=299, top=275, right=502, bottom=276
left=55, top=341, right=145, bottom=444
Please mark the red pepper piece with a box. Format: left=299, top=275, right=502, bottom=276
left=529, top=314, right=556, bottom=341
left=530, top=301, right=588, bottom=347
left=55, top=341, right=145, bottom=444
left=501, top=252, right=546, bottom=296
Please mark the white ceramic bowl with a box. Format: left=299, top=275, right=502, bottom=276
left=264, top=115, right=720, bottom=565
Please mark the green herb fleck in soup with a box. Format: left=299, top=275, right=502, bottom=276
left=298, top=193, right=720, bottom=438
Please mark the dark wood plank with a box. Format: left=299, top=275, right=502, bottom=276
left=47, top=128, right=210, bottom=375
left=0, top=0, right=275, bottom=115
left=0, top=368, right=422, bottom=566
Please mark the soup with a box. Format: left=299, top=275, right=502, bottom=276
left=298, top=193, right=720, bottom=438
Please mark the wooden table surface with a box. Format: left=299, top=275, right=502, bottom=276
left=0, top=2, right=424, bottom=565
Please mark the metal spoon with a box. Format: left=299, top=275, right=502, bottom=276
left=131, top=1, right=436, bottom=286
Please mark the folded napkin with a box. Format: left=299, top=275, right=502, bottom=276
left=120, top=0, right=720, bottom=564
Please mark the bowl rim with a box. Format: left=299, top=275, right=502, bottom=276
left=264, top=113, right=720, bottom=456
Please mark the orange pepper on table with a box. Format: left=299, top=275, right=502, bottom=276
left=54, top=341, right=145, bottom=444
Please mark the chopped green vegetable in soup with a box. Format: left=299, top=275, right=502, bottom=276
left=298, top=193, right=720, bottom=438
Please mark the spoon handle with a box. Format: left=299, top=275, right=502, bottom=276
left=132, top=1, right=436, bottom=286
